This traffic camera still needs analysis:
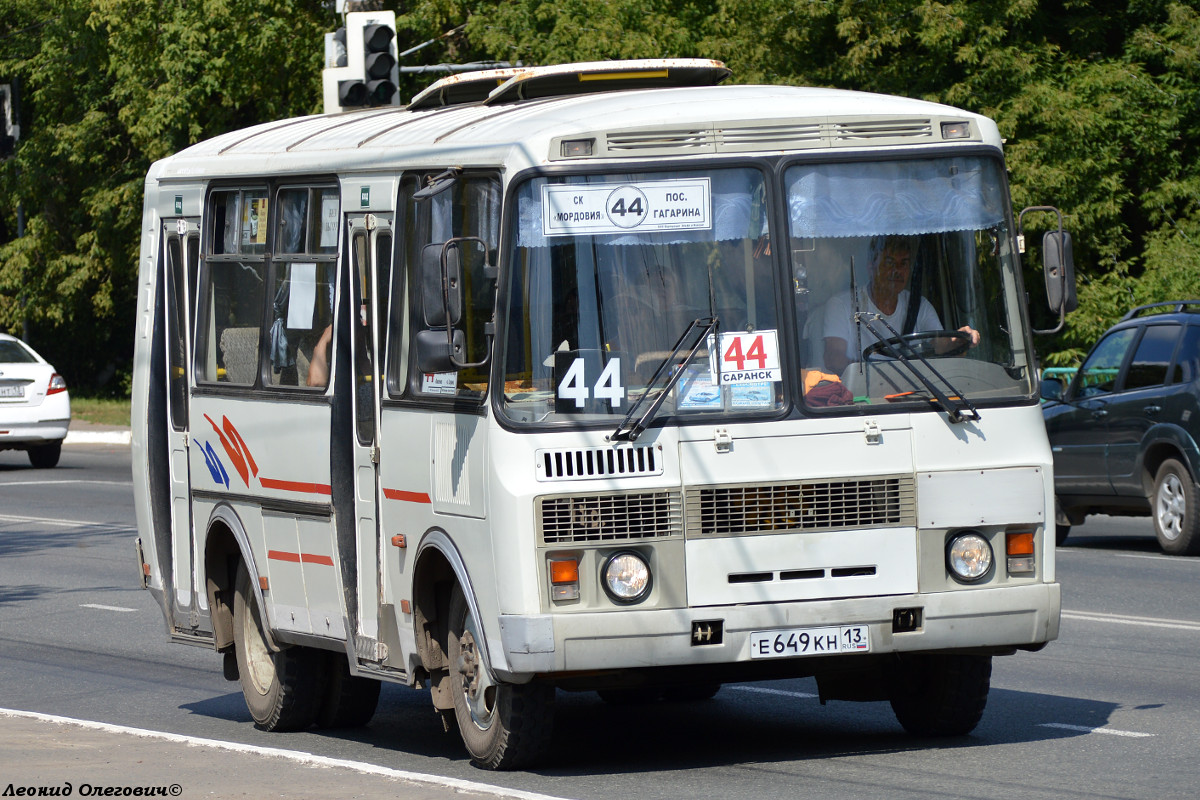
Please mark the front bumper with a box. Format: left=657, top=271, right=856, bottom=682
left=496, top=582, right=1060, bottom=679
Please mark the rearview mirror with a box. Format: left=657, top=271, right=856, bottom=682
left=415, top=328, right=466, bottom=373
left=1043, top=230, right=1077, bottom=315
left=421, top=242, right=462, bottom=328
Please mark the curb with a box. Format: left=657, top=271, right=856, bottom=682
left=64, top=430, right=132, bottom=445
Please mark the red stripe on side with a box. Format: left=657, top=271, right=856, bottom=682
left=383, top=488, right=432, bottom=504
left=268, top=550, right=334, bottom=567
left=259, top=477, right=333, bottom=496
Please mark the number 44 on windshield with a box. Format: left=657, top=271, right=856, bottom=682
left=711, top=330, right=782, bottom=384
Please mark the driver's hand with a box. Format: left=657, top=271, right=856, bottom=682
left=958, top=325, right=980, bottom=347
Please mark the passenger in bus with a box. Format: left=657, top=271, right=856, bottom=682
left=822, top=235, right=979, bottom=374
left=307, top=324, right=333, bottom=387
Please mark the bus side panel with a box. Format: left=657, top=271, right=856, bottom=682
left=190, top=394, right=344, bottom=643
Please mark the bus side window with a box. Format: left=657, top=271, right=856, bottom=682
left=267, top=186, right=338, bottom=389
left=400, top=172, right=500, bottom=400
left=199, top=188, right=268, bottom=385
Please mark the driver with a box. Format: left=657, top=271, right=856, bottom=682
left=822, top=235, right=979, bottom=374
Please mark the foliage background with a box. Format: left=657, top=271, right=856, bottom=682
left=2, top=0, right=1198, bottom=394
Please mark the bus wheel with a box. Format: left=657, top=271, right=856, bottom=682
left=887, top=654, right=991, bottom=737
left=448, top=585, right=553, bottom=769
left=317, top=654, right=381, bottom=729
left=233, top=564, right=325, bottom=731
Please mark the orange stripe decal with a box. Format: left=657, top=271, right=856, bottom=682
left=268, top=550, right=334, bottom=566
left=383, top=488, right=432, bottom=504
left=260, top=478, right=333, bottom=496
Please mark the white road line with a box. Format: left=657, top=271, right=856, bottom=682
left=1038, top=722, right=1155, bottom=738
left=0, top=479, right=133, bottom=487
left=0, top=513, right=133, bottom=530
left=0, top=709, right=569, bottom=800
left=728, top=685, right=818, bottom=700
left=80, top=604, right=137, bottom=613
left=1062, top=610, right=1200, bottom=632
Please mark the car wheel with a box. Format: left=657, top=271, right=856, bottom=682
left=233, top=564, right=325, bottom=731
left=888, top=654, right=991, bottom=737
left=28, top=441, right=62, bottom=469
left=449, top=584, right=554, bottom=769
left=1151, top=459, right=1200, bottom=556
left=1055, top=523, right=1071, bottom=546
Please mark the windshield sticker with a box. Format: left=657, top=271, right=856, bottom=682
left=554, top=352, right=625, bottom=410
left=422, top=372, right=457, bottom=395
left=542, top=179, right=712, bottom=237
left=731, top=382, right=774, bottom=407
left=677, top=366, right=722, bottom=410
left=709, top=330, right=782, bottom=384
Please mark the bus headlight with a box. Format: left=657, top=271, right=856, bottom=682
left=946, top=531, right=993, bottom=582
left=602, top=551, right=652, bottom=604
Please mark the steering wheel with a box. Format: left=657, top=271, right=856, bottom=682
left=862, top=329, right=973, bottom=360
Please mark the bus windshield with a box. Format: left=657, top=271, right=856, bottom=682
left=788, top=155, right=1035, bottom=409
left=501, top=167, right=783, bottom=425
left=499, top=156, right=1035, bottom=427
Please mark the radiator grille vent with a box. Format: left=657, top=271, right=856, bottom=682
left=687, top=476, right=916, bottom=537
left=598, top=118, right=936, bottom=156
left=538, top=490, right=683, bottom=544
left=536, top=445, right=662, bottom=481
left=606, top=128, right=714, bottom=152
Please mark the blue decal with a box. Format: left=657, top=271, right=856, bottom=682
left=202, top=441, right=230, bottom=488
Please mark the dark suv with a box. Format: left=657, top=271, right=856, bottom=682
left=1042, top=301, right=1200, bottom=555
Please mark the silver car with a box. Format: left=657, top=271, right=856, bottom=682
left=0, top=333, right=71, bottom=468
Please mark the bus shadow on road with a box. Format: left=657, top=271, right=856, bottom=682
left=180, top=682, right=1120, bottom=775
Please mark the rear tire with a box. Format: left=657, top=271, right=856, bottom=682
left=1151, top=459, right=1200, bottom=556
left=317, top=654, right=381, bottom=729
left=233, top=564, right=325, bottom=731
left=888, top=654, right=991, bottom=737
left=28, top=441, right=62, bottom=469
left=449, top=585, right=554, bottom=769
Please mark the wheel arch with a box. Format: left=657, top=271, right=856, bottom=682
left=410, top=528, right=503, bottom=709
left=204, top=503, right=275, bottom=653
left=1139, top=427, right=1200, bottom=496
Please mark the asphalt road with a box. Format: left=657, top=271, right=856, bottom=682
left=2, top=443, right=1199, bottom=799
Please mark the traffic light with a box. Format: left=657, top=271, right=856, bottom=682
left=322, top=11, right=400, bottom=114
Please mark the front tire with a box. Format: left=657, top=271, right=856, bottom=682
left=888, top=654, right=991, bottom=737
left=449, top=585, right=554, bottom=769
left=233, top=564, right=325, bottom=731
left=1151, top=459, right=1200, bottom=555
left=28, top=441, right=62, bottom=469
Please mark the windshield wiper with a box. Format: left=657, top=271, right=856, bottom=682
left=608, top=317, right=719, bottom=442
left=855, top=313, right=981, bottom=424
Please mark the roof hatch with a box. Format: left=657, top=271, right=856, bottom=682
left=408, top=59, right=730, bottom=111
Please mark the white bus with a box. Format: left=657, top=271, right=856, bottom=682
left=132, top=59, right=1070, bottom=769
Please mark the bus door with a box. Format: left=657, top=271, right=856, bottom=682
left=346, top=213, right=391, bottom=655
left=163, top=218, right=201, bottom=626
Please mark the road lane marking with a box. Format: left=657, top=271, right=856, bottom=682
left=728, top=686, right=818, bottom=700
left=0, top=513, right=134, bottom=531
left=80, top=604, right=137, bottom=613
left=0, top=708, right=569, bottom=800
left=0, top=479, right=133, bottom=487
left=1038, top=723, right=1155, bottom=738
left=1062, top=610, right=1200, bottom=632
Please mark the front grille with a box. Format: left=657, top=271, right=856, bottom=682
left=687, top=476, right=915, bottom=537
left=538, top=490, right=683, bottom=544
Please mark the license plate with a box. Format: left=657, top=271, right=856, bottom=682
left=749, top=625, right=870, bottom=659
left=0, top=385, right=23, bottom=398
